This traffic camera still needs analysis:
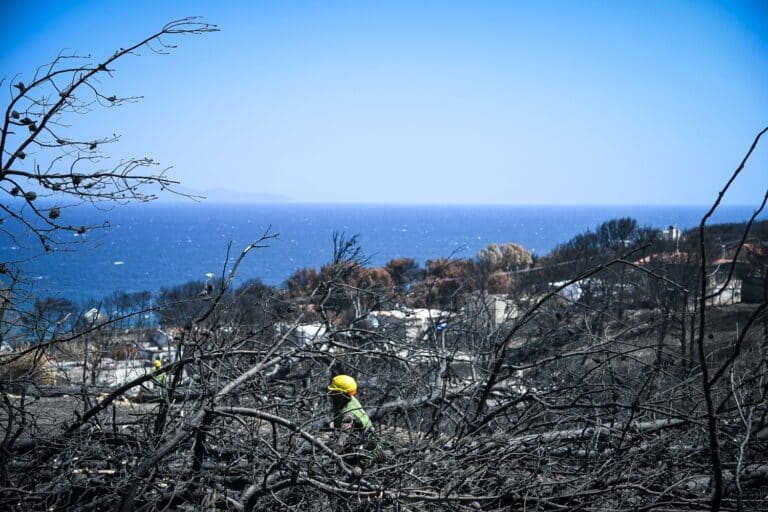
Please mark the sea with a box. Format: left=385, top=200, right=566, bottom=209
left=1, top=203, right=763, bottom=306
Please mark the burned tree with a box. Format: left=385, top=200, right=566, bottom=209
left=1, top=18, right=218, bottom=249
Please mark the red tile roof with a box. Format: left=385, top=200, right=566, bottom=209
left=633, top=252, right=689, bottom=266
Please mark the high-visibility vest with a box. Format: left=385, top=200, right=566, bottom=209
left=336, top=397, right=372, bottom=431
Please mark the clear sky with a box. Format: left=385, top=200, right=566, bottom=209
left=1, top=0, right=767, bottom=205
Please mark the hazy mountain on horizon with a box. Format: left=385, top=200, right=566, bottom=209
left=158, top=186, right=292, bottom=204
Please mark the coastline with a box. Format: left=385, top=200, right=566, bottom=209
left=3, top=204, right=765, bottom=304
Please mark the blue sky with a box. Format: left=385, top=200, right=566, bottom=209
left=1, top=0, right=767, bottom=205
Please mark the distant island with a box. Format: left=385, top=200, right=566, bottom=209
left=157, top=186, right=292, bottom=203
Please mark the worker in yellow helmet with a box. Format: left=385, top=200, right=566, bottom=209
left=327, top=374, right=376, bottom=463
left=152, top=359, right=166, bottom=386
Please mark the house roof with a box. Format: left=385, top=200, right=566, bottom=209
left=633, top=251, right=689, bottom=266
left=744, top=242, right=768, bottom=258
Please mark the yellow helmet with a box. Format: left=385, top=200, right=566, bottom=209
left=154, top=360, right=162, bottom=368
left=328, top=374, right=357, bottom=396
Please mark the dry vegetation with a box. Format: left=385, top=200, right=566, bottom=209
left=2, top=224, right=766, bottom=511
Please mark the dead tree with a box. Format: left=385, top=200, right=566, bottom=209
left=1, top=18, right=217, bottom=250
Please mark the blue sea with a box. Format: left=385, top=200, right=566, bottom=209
left=1, top=203, right=763, bottom=305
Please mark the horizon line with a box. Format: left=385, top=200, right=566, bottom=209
left=149, top=200, right=762, bottom=208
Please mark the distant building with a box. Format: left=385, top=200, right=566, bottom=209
left=148, top=329, right=171, bottom=348
left=741, top=242, right=768, bottom=303
left=54, top=359, right=148, bottom=389
left=370, top=308, right=453, bottom=341
left=83, top=307, right=109, bottom=326
left=660, top=225, right=681, bottom=242
left=550, top=282, right=582, bottom=303
left=274, top=322, right=328, bottom=347
left=632, top=251, right=689, bottom=266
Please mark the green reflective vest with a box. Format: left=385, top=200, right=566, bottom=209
left=336, top=396, right=372, bottom=431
